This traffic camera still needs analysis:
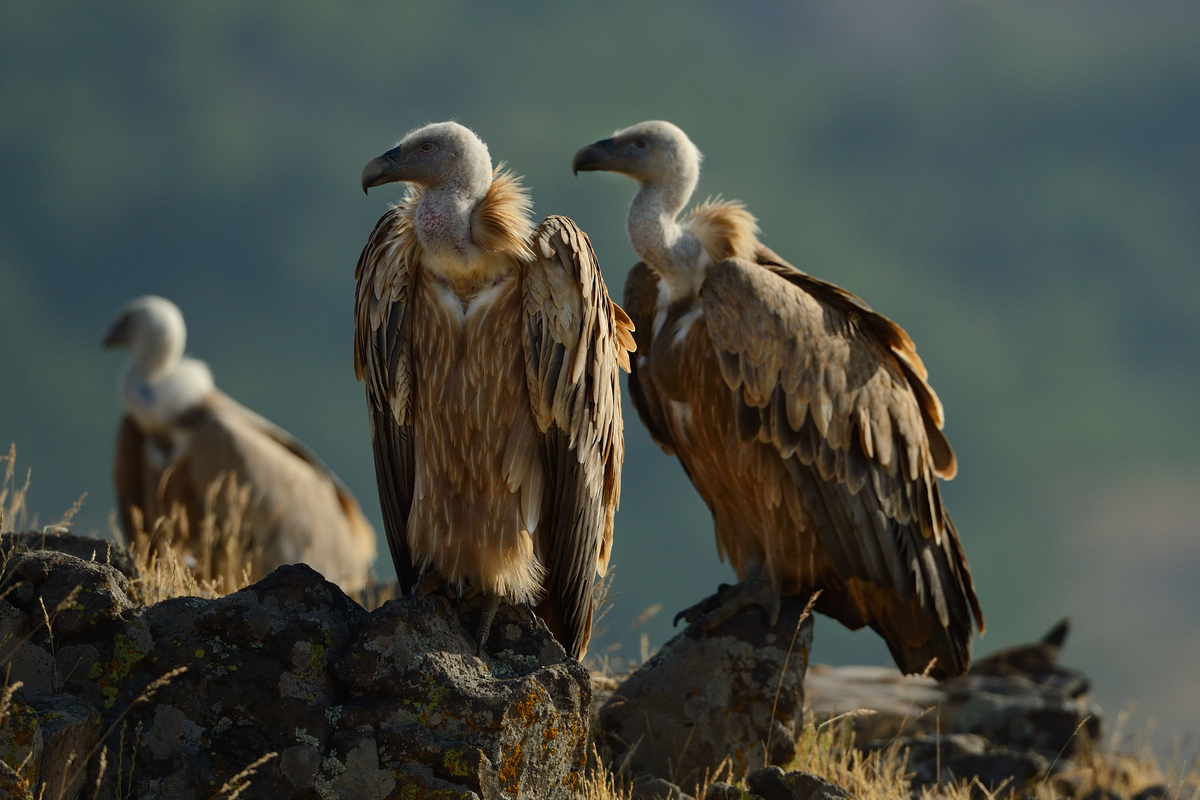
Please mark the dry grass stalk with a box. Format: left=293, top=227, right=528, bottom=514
left=212, top=752, right=279, bottom=800
left=0, top=444, right=31, bottom=535
left=764, top=590, right=821, bottom=765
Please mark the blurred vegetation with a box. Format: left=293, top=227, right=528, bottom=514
left=1, top=1, right=1197, bottom=738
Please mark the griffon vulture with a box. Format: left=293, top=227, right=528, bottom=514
left=574, top=121, right=983, bottom=677
left=106, top=296, right=377, bottom=593
left=357, top=122, right=634, bottom=658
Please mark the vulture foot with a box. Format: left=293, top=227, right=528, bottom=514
left=412, top=571, right=454, bottom=601
left=475, top=594, right=502, bottom=656
left=674, top=583, right=733, bottom=626
left=679, top=577, right=780, bottom=636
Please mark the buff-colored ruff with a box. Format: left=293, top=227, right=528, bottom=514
left=682, top=196, right=761, bottom=262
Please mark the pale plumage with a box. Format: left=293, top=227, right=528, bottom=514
left=357, top=122, right=633, bottom=658
left=106, top=296, right=377, bottom=593
left=575, top=121, right=982, bottom=677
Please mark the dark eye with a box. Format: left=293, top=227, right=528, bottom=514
left=419, top=142, right=436, bottom=153
left=634, top=139, right=647, bottom=149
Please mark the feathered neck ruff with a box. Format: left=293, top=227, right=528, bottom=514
left=681, top=196, right=760, bottom=262
left=389, top=165, right=536, bottom=265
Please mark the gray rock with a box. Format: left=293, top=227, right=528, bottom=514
left=705, top=784, right=762, bottom=800
left=818, top=621, right=1110, bottom=797
left=0, top=601, right=28, bottom=657
left=0, top=558, right=593, bottom=800
left=597, top=588, right=814, bottom=791
left=864, top=733, right=1049, bottom=792
left=84, top=564, right=368, bottom=797
left=1, top=532, right=137, bottom=580
left=943, top=749, right=1048, bottom=793
left=1, top=551, right=133, bottom=638
left=389, top=762, right=482, bottom=799
left=0, top=674, right=102, bottom=796
left=337, top=593, right=590, bottom=800
left=6, top=644, right=52, bottom=698
left=631, top=776, right=696, bottom=800
left=944, top=673, right=1100, bottom=757
left=0, top=694, right=41, bottom=784
left=745, top=766, right=852, bottom=800
left=0, top=758, right=32, bottom=800
left=33, top=693, right=101, bottom=800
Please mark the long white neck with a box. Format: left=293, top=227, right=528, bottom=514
left=129, top=322, right=185, bottom=379
left=628, top=168, right=704, bottom=298
left=120, top=356, right=214, bottom=430
left=414, top=164, right=493, bottom=262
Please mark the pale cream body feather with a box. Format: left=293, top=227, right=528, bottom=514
left=408, top=263, right=546, bottom=604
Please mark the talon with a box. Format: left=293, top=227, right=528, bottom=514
left=688, top=576, right=779, bottom=634
left=673, top=595, right=713, bottom=627
left=476, top=594, right=501, bottom=656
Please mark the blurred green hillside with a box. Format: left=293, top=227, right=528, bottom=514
left=1, top=2, right=1197, bottom=743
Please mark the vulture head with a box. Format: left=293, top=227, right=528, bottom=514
left=104, top=295, right=187, bottom=377
left=360, top=121, right=492, bottom=197
left=573, top=120, right=702, bottom=187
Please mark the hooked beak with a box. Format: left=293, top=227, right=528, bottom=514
left=572, top=138, right=615, bottom=175
left=103, top=315, right=131, bottom=349
left=360, top=144, right=407, bottom=194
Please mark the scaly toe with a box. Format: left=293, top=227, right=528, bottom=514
left=475, top=595, right=502, bottom=657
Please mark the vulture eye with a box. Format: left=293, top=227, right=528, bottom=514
left=419, top=142, right=436, bottom=153
left=634, top=139, right=648, bottom=149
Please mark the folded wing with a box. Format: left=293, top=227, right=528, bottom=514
left=354, top=205, right=421, bottom=592
left=522, top=216, right=634, bottom=658
left=700, top=254, right=982, bottom=676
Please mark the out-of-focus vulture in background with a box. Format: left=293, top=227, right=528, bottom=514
left=574, top=121, right=983, bottom=677
left=106, top=296, right=377, bottom=593
left=357, top=122, right=634, bottom=658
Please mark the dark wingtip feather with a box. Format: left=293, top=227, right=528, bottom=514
left=1042, top=618, right=1070, bottom=649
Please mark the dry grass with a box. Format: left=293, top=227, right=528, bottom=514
left=351, top=580, right=402, bottom=611
left=0, top=444, right=31, bottom=535
left=113, top=473, right=259, bottom=605
left=586, top=716, right=1198, bottom=800
left=580, top=702, right=1199, bottom=800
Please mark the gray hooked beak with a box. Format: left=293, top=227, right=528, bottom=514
left=103, top=315, right=132, bottom=349
left=572, top=138, right=615, bottom=175
left=360, top=144, right=406, bottom=194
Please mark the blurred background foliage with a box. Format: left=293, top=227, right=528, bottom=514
left=1, top=1, right=1197, bottom=745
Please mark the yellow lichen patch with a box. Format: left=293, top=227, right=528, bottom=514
left=441, top=746, right=474, bottom=778
left=496, top=739, right=524, bottom=789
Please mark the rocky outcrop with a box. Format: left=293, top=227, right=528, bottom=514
left=0, top=537, right=589, bottom=800
left=597, top=586, right=815, bottom=793
left=1, top=530, right=137, bottom=580
left=810, top=620, right=1102, bottom=796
